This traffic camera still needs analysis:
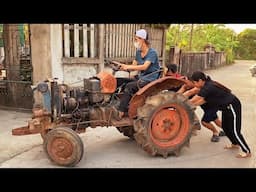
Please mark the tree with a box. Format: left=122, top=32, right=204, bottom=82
left=189, top=24, right=194, bottom=51
left=234, top=29, right=256, bottom=60
left=166, top=24, right=238, bottom=63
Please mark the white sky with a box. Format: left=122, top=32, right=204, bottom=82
left=225, top=24, right=256, bottom=34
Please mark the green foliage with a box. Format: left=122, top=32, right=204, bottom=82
left=234, top=29, right=256, bottom=60
left=166, top=24, right=238, bottom=63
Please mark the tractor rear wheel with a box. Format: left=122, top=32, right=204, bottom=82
left=43, top=127, right=84, bottom=167
left=133, top=91, right=195, bottom=158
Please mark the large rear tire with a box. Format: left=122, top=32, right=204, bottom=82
left=43, top=127, right=84, bottom=167
left=133, top=91, right=195, bottom=158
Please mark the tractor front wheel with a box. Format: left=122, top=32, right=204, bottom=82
left=43, top=127, right=84, bottom=167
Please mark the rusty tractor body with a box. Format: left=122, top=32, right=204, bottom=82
left=12, top=65, right=200, bottom=167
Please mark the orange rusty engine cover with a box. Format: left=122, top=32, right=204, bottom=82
left=96, top=71, right=117, bottom=93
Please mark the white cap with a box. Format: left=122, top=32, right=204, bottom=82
left=135, top=29, right=147, bottom=39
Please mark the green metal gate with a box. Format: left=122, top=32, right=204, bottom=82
left=0, top=60, right=33, bottom=110
left=0, top=24, right=33, bottom=110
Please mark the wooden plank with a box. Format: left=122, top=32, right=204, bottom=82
left=110, top=24, right=113, bottom=58
left=135, top=24, right=140, bottom=54
left=74, top=24, right=79, bottom=57
left=112, top=24, right=116, bottom=57
left=160, top=30, right=164, bottom=56
left=113, top=24, right=117, bottom=57
left=161, top=30, right=165, bottom=56
left=154, top=29, right=162, bottom=56
left=119, top=24, right=123, bottom=57
left=123, top=25, right=127, bottom=58
left=151, top=29, right=156, bottom=53
left=83, top=24, right=88, bottom=57
left=114, top=24, right=118, bottom=57
left=127, top=24, right=131, bottom=57
left=161, top=28, right=167, bottom=68
left=121, top=25, right=125, bottom=58
left=116, top=24, right=120, bottom=57
left=105, top=24, right=109, bottom=57
left=124, top=25, right=128, bottom=58
left=134, top=24, right=137, bottom=56
left=158, top=30, right=161, bottom=55
left=155, top=29, right=158, bottom=54
left=90, top=24, right=95, bottom=58
left=64, top=24, right=70, bottom=57
left=155, top=30, right=159, bottom=55
left=118, top=24, right=122, bottom=57
left=133, top=24, right=137, bottom=56
left=98, top=24, right=105, bottom=72
left=94, top=25, right=98, bottom=57
left=117, top=24, right=120, bottom=57
left=112, top=24, right=115, bottom=58
left=157, top=29, right=162, bottom=57
left=128, top=24, right=133, bottom=57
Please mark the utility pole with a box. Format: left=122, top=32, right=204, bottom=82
left=189, top=24, right=194, bottom=51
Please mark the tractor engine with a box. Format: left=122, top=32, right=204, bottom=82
left=57, top=72, right=117, bottom=129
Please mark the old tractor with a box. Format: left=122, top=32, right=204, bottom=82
left=12, top=62, right=200, bottom=167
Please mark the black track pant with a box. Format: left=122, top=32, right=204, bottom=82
left=222, top=96, right=251, bottom=153
left=116, top=77, right=148, bottom=113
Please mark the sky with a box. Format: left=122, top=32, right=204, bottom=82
left=225, top=24, right=256, bottom=34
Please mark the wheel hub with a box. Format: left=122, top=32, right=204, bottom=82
left=151, top=108, right=181, bottom=141
left=149, top=104, right=190, bottom=148
left=162, top=119, right=174, bottom=132
left=50, top=137, right=73, bottom=159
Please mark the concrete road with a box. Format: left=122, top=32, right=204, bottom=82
left=0, top=60, right=256, bottom=168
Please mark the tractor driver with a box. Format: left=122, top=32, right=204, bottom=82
left=112, top=29, right=161, bottom=120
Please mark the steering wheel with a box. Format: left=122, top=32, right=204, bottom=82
left=105, top=59, right=131, bottom=76
left=104, top=59, right=121, bottom=74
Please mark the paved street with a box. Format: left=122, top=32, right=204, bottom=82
left=0, top=60, right=256, bottom=168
